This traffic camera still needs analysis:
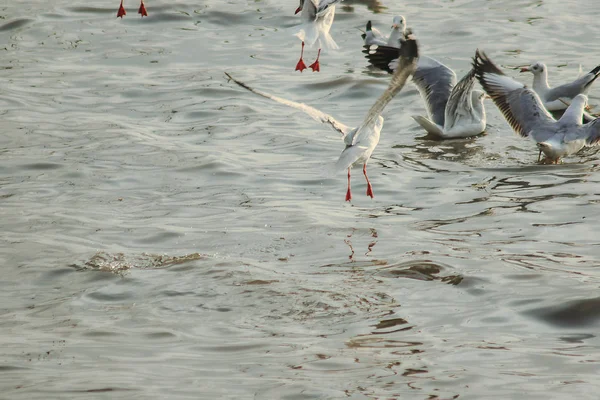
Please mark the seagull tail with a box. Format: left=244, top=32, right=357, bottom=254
left=294, top=22, right=320, bottom=47
left=318, top=29, right=339, bottom=50
left=334, top=146, right=368, bottom=173
left=412, top=116, right=445, bottom=137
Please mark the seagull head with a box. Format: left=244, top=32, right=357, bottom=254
left=520, top=62, right=545, bottom=75
left=392, top=15, right=406, bottom=32
left=295, top=0, right=304, bottom=14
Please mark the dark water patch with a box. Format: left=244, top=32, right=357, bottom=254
left=144, top=331, right=177, bottom=339
left=39, top=267, right=75, bottom=281
left=371, top=317, right=413, bottom=334
left=82, top=330, right=120, bottom=337
left=86, top=290, right=135, bottom=302
left=375, top=260, right=463, bottom=284
left=21, top=162, right=62, bottom=171
left=559, top=334, right=595, bottom=343
left=201, top=11, right=254, bottom=26
left=0, top=365, right=29, bottom=371
left=524, top=297, right=600, bottom=327
left=0, top=19, right=33, bottom=32
left=346, top=336, right=423, bottom=349
left=69, top=387, right=136, bottom=393
left=200, top=343, right=267, bottom=353
left=134, top=231, right=184, bottom=245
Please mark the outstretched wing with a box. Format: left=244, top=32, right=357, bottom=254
left=349, top=36, right=419, bottom=146
left=472, top=50, right=556, bottom=143
left=412, top=56, right=457, bottom=127
left=546, top=64, right=600, bottom=102
left=224, top=72, right=352, bottom=136
left=363, top=44, right=398, bottom=73
left=316, top=0, right=343, bottom=14
left=444, top=67, right=476, bottom=129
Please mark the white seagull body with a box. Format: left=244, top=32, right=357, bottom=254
left=520, top=61, right=600, bottom=111
left=474, top=50, right=600, bottom=163
left=362, top=16, right=406, bottom=48
left=294, top=0, right=343, bottom=72
left=225, top=38, right=419, bottom=201
left=411, top=56, right=487, bottom=139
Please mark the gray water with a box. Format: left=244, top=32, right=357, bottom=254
left=2, top=0, right=600, bottom=398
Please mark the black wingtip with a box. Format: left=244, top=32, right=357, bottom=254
left=366, top=20, right=372, bottom=32
left=398, top=35, right=418, bottom=61
left=589, top=64, right=600, bottom=77
left=472, top=49, right=505, bottom=81
left=362, top=44, right=397, bottom=74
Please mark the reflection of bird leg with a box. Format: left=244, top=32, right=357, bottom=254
left=344, top=239, right=355, bottom=261
left=345, top=168, right=352, bottom=201
left=365, top=241, right=377, bottom=256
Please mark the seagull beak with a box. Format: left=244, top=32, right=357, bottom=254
left=519, top=67, right=530, bottom=73
left=295, top=6, right=302, bottom=14
left=392, top=24, right=398, bottom=29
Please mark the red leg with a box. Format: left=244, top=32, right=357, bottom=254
left=363, top=164, right=374, bottom=198
left=138, top=0, right=148, bottom=16
left=117, top=0, right=126, bottom=18
left=309, top=49, right=321, bottom=72
left=345, top=168, right=352, bottom=202
left=295, top=42, right=307, bottom=72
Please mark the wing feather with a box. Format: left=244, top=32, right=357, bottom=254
left=473, top=50, right=556, bottom=142
left=224, top=72, right=351, bottom=136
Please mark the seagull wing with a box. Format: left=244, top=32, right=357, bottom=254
left=545, top=64, right=600, bottom=102
left=444, top=67, right=478, bottom=129
left=473, top=50, right=556, bottom=143
left=316, top=0, right=343, bottom=14
left=352, top=37, right=419, bottom=144
left=412, top=56, right=457, bottom=127
left=224, top=72, right=352, bottom=136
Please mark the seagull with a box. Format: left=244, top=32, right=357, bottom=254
left=363, top=41, right=487, bottom=138
left=520, top=61, right=600, bottom=111
left=473, top=50, right=600, bottom=164
left=116, top=0, right=148, bottom=18
left=294, top=0, right=343, bottom=72
left=225, top=37, right=419, bottom=201
left=411, top=57, right=487, bottom=139
left=361, top=16, right=406, bottom=48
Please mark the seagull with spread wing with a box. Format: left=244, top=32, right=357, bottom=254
left=411, top=57, right=487, bottom=139
left=226, top=38, right=419, bottom=201
left=473, top=50, right=600, bottom=164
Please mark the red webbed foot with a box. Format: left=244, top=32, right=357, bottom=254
left=309, top=49, right=321, bottom=72
left=295, top=59, right=307, bottom=72
left=366, top=183, right=374, bottom=198
left=117, top=0, right=126, bottom=18
left=138, top=0, right=148, bottom=16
